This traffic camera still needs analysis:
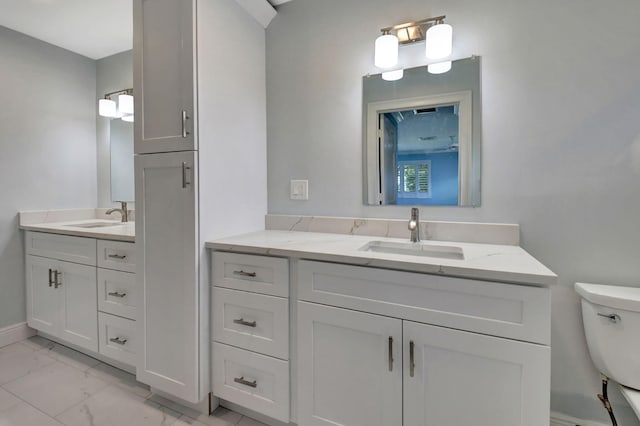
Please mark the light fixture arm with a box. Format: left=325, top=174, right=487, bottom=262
left=380, top=15, right=446, bottom=44
left=102, top=88, right=133, bottom=100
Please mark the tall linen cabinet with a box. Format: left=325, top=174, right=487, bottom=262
left=134, top=0, right=271, bottom=404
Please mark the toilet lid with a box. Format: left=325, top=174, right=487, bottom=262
left=575, top=282, right=640, bottom=313
left=620, top=385, right=640, bottom=420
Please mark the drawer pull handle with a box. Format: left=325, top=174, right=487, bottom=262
left=54, top=270, right=62, bottom=289
left=233, top=318, right=257, bottom=328
left=233, top=270, right=257, bottom=278
left=108, top=291, right=127, bottom=298
left=48, top=268, right=54, bottom=287
left=388, top=336, right=394, bottom=371
left=234, top=376, right=257, bottom=388
left=110, top=337, right=128, bottom=345
left=108, top=254, right=127, bottom=260
left=409, top=340, right=415, bottom=377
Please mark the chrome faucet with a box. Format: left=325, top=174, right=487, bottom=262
left=408, top=207, right=420, bottom=243
left=106, top=201, right=129, bottom=223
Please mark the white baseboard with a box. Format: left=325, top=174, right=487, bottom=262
left=0, top=322, right=35, bottom=348
left=551, top=411, right=610, bottom=426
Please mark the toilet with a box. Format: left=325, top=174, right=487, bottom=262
left=575, top=282, right=640, bottom=420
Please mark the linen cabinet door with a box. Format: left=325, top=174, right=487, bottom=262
left=57, top=261, right=98, bottom=352
left=403, top=321, right=550, bottom=426
left=134, top=0, right=195, bottom=154
left=135, top=151, right=200, bottom=402
left=297, top=302, right=402, bottom=426
left=26, top=255, right=59, bottom=336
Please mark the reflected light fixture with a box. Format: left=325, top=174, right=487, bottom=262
left=382, top=69, right=404, bottom=81
left=98, top=88, right=134, bottom=121
left=428, top=61, right=452, bottom=74
left=121, top=114, right=134, bottom=123
left=374, top=15, right=453, bottom=79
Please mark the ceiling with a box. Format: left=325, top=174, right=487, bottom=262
left=0, top=0, right=291, bottom=60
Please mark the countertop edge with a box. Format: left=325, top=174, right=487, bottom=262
left=205, top=237, right=558, bottom=287
left=20, top=224, right=135, bottom=243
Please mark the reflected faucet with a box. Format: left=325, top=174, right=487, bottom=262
left=106, top=201, right=129, bottom=223
left=408, top=207, right=420, bottom=243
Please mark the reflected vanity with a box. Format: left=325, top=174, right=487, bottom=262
left=363, top=56, right=481, bottom=206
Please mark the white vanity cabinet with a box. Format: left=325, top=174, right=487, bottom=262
left=211, top=252, right=291, bottom=423
left=296, top=260, right=551, bottom=426
left=25, top=231, right=138, bottom=368
left=26, top=232, right=98, bottom=352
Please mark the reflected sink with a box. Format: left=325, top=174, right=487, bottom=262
left=359, top=241, right=465, bottom=260
left=64, top=221, right=125, bottom=229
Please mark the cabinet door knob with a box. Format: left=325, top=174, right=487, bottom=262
left=409, top=340, right=415, bottom=377
left=388, top=336, right=394, bottom=371
left=233, top=318, right=257, bottom=328
left=108, top=291, right=127, bottom=298
left=234, top=376, right=257, bottom=388
left=109, top=337, right=128, bottom=345
left=233, top=270, right=257, bottom=278
left=108, top=254, right=127, bottom=260
left=54, top=270, right=62, bottom=289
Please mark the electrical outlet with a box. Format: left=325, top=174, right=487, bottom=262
left=290, top=180, right=309, bottom=200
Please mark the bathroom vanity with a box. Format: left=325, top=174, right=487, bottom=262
left=207, top=227, right=556, bottom=426
left=20, top=215, right=137, bottom=372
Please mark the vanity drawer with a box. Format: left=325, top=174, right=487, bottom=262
left=98, top=312, right=136, bottom=367
left=297, top=260, right=551, bottom=345
left=212, top=287, right=289, bottom=360
left=25, top=231, right=96, bottom=266
left=212, top=252, right=289, bottom=297
left=97, top=269, right=137, bottom=320
left=97, top=240, right=136, bottom=273
left=212, top=342, right=290, bottom=423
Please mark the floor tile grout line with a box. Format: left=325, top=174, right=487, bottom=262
left=0, top=382, right=63, bottom=424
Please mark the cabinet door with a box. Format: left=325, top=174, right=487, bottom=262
left=135, top=151, right=200, bottom=402
left=57, top=261, right=98, bottom=352
left=403, top=321, right=550, bottom=426
left=26, top=255, right=59, bottom=335
left=297, top=302, right=402, bottom=426
left=133, top=0, right=195, bottom=154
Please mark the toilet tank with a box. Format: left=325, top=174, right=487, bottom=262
left=575, top=282, right=640, bottom=390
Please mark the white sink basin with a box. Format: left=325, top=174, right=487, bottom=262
left=359, top=241, right=465, bottom=260
left=64, top=221, right=126, bottom=229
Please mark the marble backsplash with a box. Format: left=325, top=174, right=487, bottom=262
left=265, top=214, right=520, bottom=245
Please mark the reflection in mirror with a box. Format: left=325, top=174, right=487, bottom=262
left=363, top=56, right=481, bottom=206
left=110, top=119, right=134, bottom=202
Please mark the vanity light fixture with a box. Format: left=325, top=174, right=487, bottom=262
left=98, top=88, right=134, bottom=121
left=375, top=15, right=453, bottom=78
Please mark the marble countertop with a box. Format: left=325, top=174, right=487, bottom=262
left=20, top=219, right=135, bottom=242
left=206, top=230, right=557, bottom=286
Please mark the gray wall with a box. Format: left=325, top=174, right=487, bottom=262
left=0, top=26, right=97, bottom=329
left=96, top=50, right=133, bottom=208
left=266, top=0, right=640, bottom=423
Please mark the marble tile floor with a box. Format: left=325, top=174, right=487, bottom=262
left=0, top=336, right=267, bottom=426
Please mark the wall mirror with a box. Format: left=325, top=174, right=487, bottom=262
left=110, top=119, right=135, bottom=202
left=363, top=56, right=481, bottom=206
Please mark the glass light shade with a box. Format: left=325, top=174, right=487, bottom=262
left=428, top=61, right=452, bottom=74
left=118, top=94, right=134, bottom=115
left=382, top=69, right=404, bottom=81
left=98, top=99, right=117, bottom=118
left=121, top=114, right=134, bottom=122
left=425, top=23, right=453, bottom=59
left=375, top=34, right=399, bottom=68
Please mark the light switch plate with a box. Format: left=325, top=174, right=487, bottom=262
left=290, top=180, right=308, bottom=200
